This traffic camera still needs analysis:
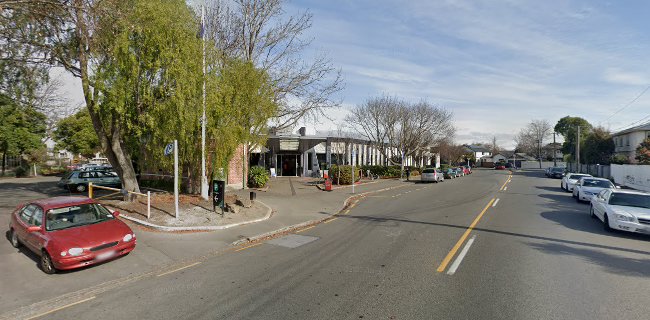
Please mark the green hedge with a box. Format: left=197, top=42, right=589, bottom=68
left=248, top=166, right=269, bottom=188
left=360, top=165, right=401, bottom=178
left=329, top=165, right=361, bottom=185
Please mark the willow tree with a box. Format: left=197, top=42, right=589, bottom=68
left=208, top=58, right=277, bottom=184
left=2, top=0, right=204, bottom=197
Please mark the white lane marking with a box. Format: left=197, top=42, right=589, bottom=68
left=492, top=198, right=500, bottom=207
left=447, top=235, right=477, bottom=275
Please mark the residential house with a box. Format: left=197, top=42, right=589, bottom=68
left=464, top=145, right=492, bottom=165
left=612, top=121, right=650, bottom=164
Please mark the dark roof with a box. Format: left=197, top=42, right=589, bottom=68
left=613, top=121, right=650, bottom=136
left=464, top=145, right=491, bottom=153
left=31, top=196, right=95, bottom=210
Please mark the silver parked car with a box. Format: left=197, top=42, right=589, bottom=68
left=421, top=168, right=443, bottom=183
left=58, top=170, right=121, bottom=193
left=590, top=189, right=650, bottom=234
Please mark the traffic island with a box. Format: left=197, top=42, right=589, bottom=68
left=100, top=193, right=272, bottom=232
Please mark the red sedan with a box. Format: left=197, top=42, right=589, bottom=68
left=8, top=196, right=136, bottom=274
left=495, top=164, right=506, bottom=170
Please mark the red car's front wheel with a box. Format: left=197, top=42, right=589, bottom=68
left=9, top=229, right=20, bottom=248
left=40, top=251, right=57, bottom=274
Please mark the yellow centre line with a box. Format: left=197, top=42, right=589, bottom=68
left=25, top=296, right=96, bottom=320
left=436, top=197, right=495, bottom=273
left=324, top=217, right=338, bottom=224
left=499, top=176, right=512, bottom=191
left=157, top=262, right=202, bottom=277
left=296, top=225, right=316, bottom=233
left=234, top=243, right=262, bottom=252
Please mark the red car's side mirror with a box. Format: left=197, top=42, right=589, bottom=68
left=27, top=226, right=41, bottom=233
left=112, top=211, right=121, bottom=217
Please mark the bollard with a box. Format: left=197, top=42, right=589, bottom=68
left=88, top=182, right=93, bottom=199
left=250, top=191, right=256, bottom=202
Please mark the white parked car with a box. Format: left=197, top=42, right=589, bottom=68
left=421, top=168, right=443, bottom=183
left=573, top=177, right=616, bottom=202
left=590, top=189, right=650, bottom=233
left=561, top=173, right=592, bottom=192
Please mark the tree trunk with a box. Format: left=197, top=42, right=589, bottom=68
left=74, top=0, right=139, bottom=201
left=1, top=152, right=5, bottom=176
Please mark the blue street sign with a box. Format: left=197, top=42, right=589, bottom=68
left=164, top=143, right=174, bottom=156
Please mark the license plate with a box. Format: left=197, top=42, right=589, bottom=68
left=95, top=251, right=116, bottom=261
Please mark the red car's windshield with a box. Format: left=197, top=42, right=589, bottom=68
left=46, top=203, right=115, bottom=231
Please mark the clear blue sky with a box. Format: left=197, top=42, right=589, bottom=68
left=286, top=0, right=650, bottom=148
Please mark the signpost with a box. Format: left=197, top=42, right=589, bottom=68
left=352, top=149, right=356, bottom=194
left=164, top=141, right=179, bottom=219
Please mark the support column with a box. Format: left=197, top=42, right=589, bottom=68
left=325, top=140, right=332, bottom=168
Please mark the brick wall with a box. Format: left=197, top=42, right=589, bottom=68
left=228, top=144, right=247, bottom=187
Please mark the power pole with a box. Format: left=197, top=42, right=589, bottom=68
left=200, top=5, right=209, bottom=200
left=553, top=132, right=557, bottom=167
left=576, top=126, right=581, bottom=171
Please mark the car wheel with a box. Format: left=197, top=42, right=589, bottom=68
left=603, top=213, right=613, bottom=232
left=40, top=251, right=57, bottom=274
left=75, top=184, right=87, bottom=193
left=590, top=206, right=597, bottom=219
left=9, top=229, right=20, bottom=248
left=575, top=194, right=581, bottom=203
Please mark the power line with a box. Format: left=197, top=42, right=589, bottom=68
left=606, top=84, right=650, bottom=122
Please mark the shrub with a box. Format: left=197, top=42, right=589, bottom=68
left=248, top=166, right=269, bottom=188
left=410, top=169, right=420, bottom=176
left=15, top=166, right=29, bottom=177
left=329, top=165, right=361, bottom=185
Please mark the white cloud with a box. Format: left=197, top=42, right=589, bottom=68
left=603, top=68, right=649, bottom=86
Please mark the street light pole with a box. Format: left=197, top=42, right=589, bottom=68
left=200, top=5, right=209, bottom=200
left=553, top=131, right=557, bottom=167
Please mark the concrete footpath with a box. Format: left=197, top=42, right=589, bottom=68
left=129, top=177, right=409, bottom=264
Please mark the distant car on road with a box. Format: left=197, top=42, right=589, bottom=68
left=421, top=168, right=443, bottom=183
left=58, top=170, right=121, bottom=193
left=454, top=168, right=465, bottom=177
left=561, top=173, right=592, bottom=192
left=8, top=196, right=136, bottom=274
left=495, top=163, right=506, bottom=170
left=573, top=177, right=616, bottom=202
left=590, top=189, right=650, bottom=233
left=463, top=165, right=472, bottom=174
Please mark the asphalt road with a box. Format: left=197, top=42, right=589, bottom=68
left=4, top=169, right=650, bottom=320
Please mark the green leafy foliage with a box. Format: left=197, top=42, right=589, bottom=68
left=554, top=116, right=592, bottom=157
left=329, top=165, right=361, bottom=185
left=54, top=109, right=100, bottom=158
left=581, top=127, right=614, bottom=165
left=0, top=94, right=47, bottom=160
left=611, top=154, right=630, bottom=165
left=360, top=165, right=401, bottom=178
left=248, top=166, right=270, bottom=188
left=636, top=137, right=650, bottom=164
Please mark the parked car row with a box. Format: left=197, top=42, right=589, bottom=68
left=421, top=165, right=472, bottom=183
left=554, top=172, right=650, bottom=235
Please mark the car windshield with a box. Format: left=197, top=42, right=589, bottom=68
left=609, top=193, right=650, bottom=209
left=569, top=174, right=589, bottom=180
left=61, top=171, right=74, bottom=180
left=46, top=203, right=115, bottom=231
left=551, top=168, right=564, bottom=172
left=422, top=169, right=436, bottom=173
left=582, top=179, right=613, bottom=188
